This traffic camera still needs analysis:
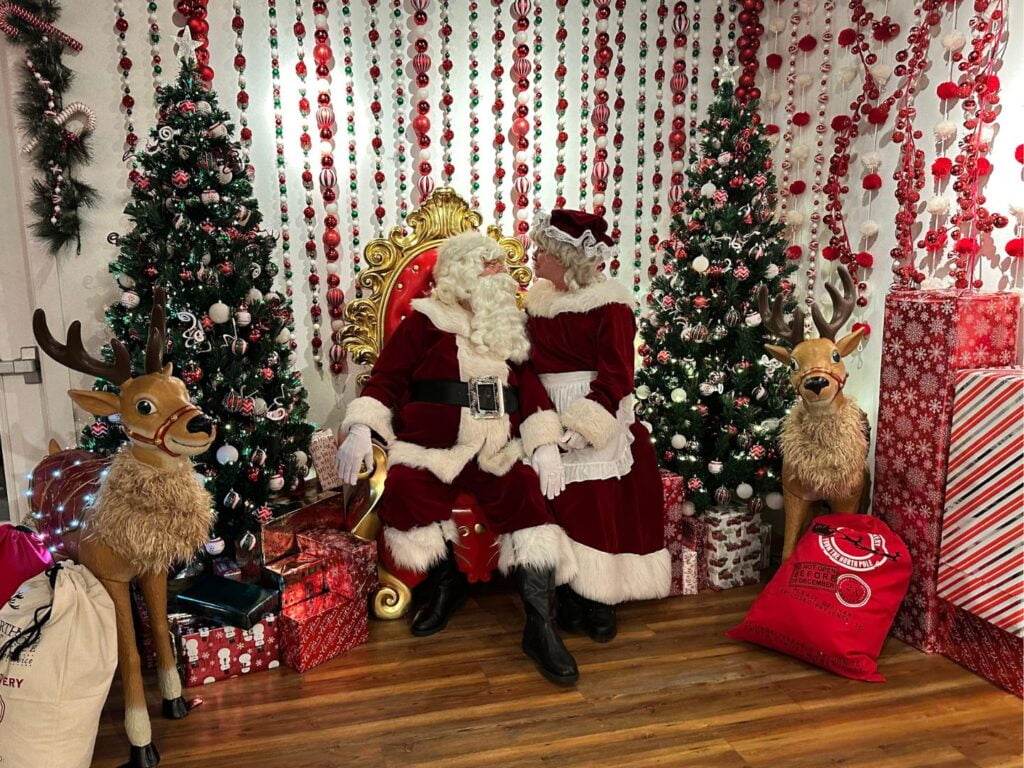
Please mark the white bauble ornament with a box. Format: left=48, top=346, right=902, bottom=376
left=793, top=143, right=810, bottom=163
left=869, top=64, right=892, bottom=84
left=670, top=388, right=687, bottom=403
left=708, top=460, right=724, bottom=474
left=927, top=196, right=951, bottom=216
left=860, top=150, right=882, bottom=171
left=681, top=501, right=696, bottom=517
left=700, top=182, right=718, bottom=198
left=235, top=307, right=252, bottom=327
left=765, top=264, right=781, bottom=279
left=117, top=274, right=136, bottom=290
left=216, top=444, right=240, bottom=465
left=785, top=210, right=805, bottom=228
left=766, top=88, right=782, bottom=106
left=636, top=385, right=651, bottom=400
left=193, top=471, right=208, bottom=487
left=744, top=312, right=762, bottom=327
left=268, top=473, right=285, bottom=492
left=769, top=17, right=786, bottom=33
left=205, top=537, right=226, bottom=556
left=942, top=30, right=966, bottom=51
left=692, top=255, right=710, bottom=273
left=717, top=152, right=733, bottom=166
left=838, top=66, right=857, bottom=85
left=217, top=167, right=233, bottom=185
left=275, top=327, right=291, bottom=344
left=247, top=288, right=263, bottom=304
left=794, top=73, right=813, bottom=89
left=209, top=301, right=231, bottom=324
left=670, top=434, right=687, bottom=450
left=765, top=491, right=785, bottom=510
left=120, top=290, right=141, bottom=309
left=253, top=398, right=268, bottom=417
left=934, top=120, right=957, bottom=142
left=860, top=220, right=879, bottom=238
left=196, top=101, right=213, bottom=115
left=736, top=483, right=754, bottom=500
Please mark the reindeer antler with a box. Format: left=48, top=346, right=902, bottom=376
left=145, top=287, right=168, bottom=373
left=757, top=285, right=806, bottom=348
left=33, top=311, right=133, bottom=385
left=811, top=265, right=856, bottom=341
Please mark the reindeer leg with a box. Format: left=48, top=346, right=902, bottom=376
left=100, top=577, right=160, bottom=768
left=781, top=486, right=813, bottom=562
left=139, top=569, right=189, bottom=719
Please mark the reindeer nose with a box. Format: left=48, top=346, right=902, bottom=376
left=187, top=413, right=214, bottom=434
left=803, top=376, right=829, bottom=395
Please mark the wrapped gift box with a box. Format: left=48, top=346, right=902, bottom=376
left=280, top=591, right=369, bottom=673
left=296, top=527, right=378, bottom=599
left=938, top=600, right=1023, bottom=698
left=172, top=612, right=281, bottom=687
left=873, top=290, right=1021, bottom=652
left=938, top=369, right=1024, bottom=638
left=263, top=554, right=334, bottom=609
left=662, top=471, right=703, bottom=596
left=176, top=574, right=279, bottom=630
left=704, top=506, right=763, bottom=591
left=236, top=489, right=346, bottom=577
left=310, top=428, right=343, bottom=491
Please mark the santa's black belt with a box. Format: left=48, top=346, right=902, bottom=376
left=410, top=378, right=519, bottom=416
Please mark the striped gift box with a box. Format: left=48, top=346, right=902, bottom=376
left=937, top=368, right=1024, bottom=638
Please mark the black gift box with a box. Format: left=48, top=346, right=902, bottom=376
left=176, top=574, right=279, bottom=630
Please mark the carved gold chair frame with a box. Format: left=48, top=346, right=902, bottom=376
left=338, top=188, right=529, bottom=619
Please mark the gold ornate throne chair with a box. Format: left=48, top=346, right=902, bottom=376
left=339, top=188, right=530, bottom=619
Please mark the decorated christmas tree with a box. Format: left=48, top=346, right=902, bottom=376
left=635, top=77, right=795, bottom=516
left=79, top=57, right=313, bottom=543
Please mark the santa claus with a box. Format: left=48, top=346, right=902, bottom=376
left=335, top=231, right=579, bottom=684
left=525, top=209, right=670, bottom=642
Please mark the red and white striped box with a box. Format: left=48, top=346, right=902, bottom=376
left=938, top=368, right=1024, bottom=638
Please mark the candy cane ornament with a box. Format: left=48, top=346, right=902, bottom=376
left=21, top=101, right=96, bottom=154
left=0, top=2, right=83, bottom=50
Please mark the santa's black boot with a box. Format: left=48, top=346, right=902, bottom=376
left=515, top=566, right=579, bottom=685
left=584, top=599, right=617, bottom=643
left=555, top=584, right=587, bottom=634
left=410, top=544, right=468, bottom=637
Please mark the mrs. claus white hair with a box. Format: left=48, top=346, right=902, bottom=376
left=530, top=212, right=609, bottom=292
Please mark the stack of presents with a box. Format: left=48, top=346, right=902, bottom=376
left=660, top=289, right=1023, bottom=697
left=134, top=487, right=378, bottom=685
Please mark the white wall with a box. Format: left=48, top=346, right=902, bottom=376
left=1, top=1, right=1021, bottom=451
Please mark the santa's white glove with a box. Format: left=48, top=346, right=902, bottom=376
left=558, top=429, right=589, bottom=452
left=335, top=424, right=374, bottom=486
left=532, top=443, right=566, bottom=500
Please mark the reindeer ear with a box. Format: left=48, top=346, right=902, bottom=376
left=764, top=344, right=792, bottom=364
left=68, top=389, right=121, bottom=417
left=835, top=327, right=865, bottom=357
left=162, top=363, right=174, bottom=376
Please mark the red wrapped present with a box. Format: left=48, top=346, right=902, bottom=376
left=938, top=600, right=1023, bottom=698
left=236, top=489, right=346, bottom=578
left=211, top=557, right=242, bottom=581
left=280, top=591, right=369, bottom=672
left=938, top=369, right=1024, bottom=638
left=297, top=527, right=378, bottom=598
left=130, top=584, right=158, bottom=670
left=173, top=612, right=281, bottom=687
left=681, top=516, right=709, bottom=592
left=310, top=428, right=343, bottom=491
left=873, top=289, right=1021, bottom=652
left=263, top=554, right=332, bottom=608
left=662, top=471, right=703, bottom=596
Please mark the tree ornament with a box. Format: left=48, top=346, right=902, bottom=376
left=736, top=482, right=753, bottom=500
left=209, top=301, right=231, bottom=324
left=216, top=444, right=240, bottom=465
left=120, top=290, right=141, bottom=309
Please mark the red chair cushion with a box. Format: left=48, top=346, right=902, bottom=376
left=383, top=247, right=438, bottom=341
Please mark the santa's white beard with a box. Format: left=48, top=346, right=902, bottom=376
left=468, top=273, right=530, bottom=363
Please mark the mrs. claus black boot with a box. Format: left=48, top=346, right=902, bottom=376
left=410, top=543, right=468, bottom=637
left=584, top=600, right=617, bottom=643
left=515, top=566, right=579, bottom=685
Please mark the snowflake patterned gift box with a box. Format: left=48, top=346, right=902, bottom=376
left=704, top=506, right=764, bottom=591
left=280, top=591, right=369, bottom=673
left=296, top=527, right=379, bottom=599
left=171, top=612, right=281, bottom=687
left=873, top=289, right=1021, bottom=653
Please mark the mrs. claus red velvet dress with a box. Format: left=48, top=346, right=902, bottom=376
left=525, top=278, right=670, bottom=604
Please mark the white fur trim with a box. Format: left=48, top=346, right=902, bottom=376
left=125, top=706, right=153, bottom=747
left=383, top=519, right=458, bottom=573
left=341, top=396, right=396, bottom=445
left=561, top=396, right=620, bottom=450
left=159, top=666, right=182, bottom=700
left=411, top=296, right=472, bottom=337
left=519, top=409, right=564, bottom=457
left=533, top=210, right=618, bottom=264
left=566, top=541, right=672, bottom=604
left=524, top=278, right=634, bottom=318
left=497, top=523, right=578, bottom=585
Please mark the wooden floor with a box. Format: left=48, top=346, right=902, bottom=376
left=91, top=582, right=1023, bottom=768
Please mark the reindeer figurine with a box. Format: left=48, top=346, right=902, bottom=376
left=31, top=288, right=215, bottom=768
left=757, top=266, right=871, bottom=561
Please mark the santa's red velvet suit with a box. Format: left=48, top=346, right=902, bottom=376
left=340, top=293, right=573, bottom=580
left=525, top=277, right=670, bottom=604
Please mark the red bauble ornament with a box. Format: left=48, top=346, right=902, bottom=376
left=1015, top=144, right=1024, bottom=164
left=976, top=157, right=992, bottom=176
left=797, top=35, right=817, bottom=52
left=932, top=157, right=953, bottom=178
left=792, top=112, right=811, bottom=127
left=1006, top=238, right=1023, bottom=259
left=789, top=180, right=807, bottom=195
left=765, top=53, right=782, bottom=70
left=862, top=173, right=882, bottom=191
left=785, top=245, right=803, bottom=260
left=854, top=251, right=874, bottom=268
left=837, top=28, right=856, bottom=46
left=821, top=246, right=838, bottom=262
left=936, top=81, right=960, bottom=100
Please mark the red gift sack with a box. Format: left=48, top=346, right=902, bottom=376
left=0, top=524, right=54, bottom=605
left=726, top=514, right=912, bottom=682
